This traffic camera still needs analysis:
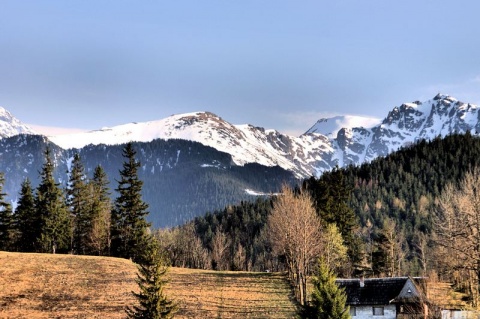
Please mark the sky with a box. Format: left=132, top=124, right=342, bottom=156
left=1, top=1, right=480, bottom=136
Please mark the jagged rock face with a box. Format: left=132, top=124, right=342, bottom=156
left=331, top=94, right=479, bottom=169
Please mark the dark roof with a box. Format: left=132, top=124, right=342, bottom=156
left=336, top=277, right=424, bottom=306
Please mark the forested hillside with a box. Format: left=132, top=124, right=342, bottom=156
left=168, top=133, right=480, bottom=279
left=0, top=135, right=295, bottom=227
left=344, top=132, right=480, bottom=275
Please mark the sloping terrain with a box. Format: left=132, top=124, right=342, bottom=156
left=168, top=267, right=299, bottom=318
left=0, top=252, right=137, bottom=318
left=0, top=252, right=299, bottom=318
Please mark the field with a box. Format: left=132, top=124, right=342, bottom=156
left=0, top=252, right=299, bottom=318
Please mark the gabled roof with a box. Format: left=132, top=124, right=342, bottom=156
left=336, top=277, right=424, bottom=306
left=392, top=277, right=424, bottom=303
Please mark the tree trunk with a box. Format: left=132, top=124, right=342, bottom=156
left=298, top=270, right=304, bottom=306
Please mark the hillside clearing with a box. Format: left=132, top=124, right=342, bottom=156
left=0, top=252, right=299, bottom=318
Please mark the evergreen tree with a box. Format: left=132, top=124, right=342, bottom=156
left=0, top=172, right=13, bottom=251
left=35, top=147, right=71, bottom=253
left=126, top=249, right=177, bottom=319
left=67, top=153, right=91, bottom=254
left=111, top=143, right=151, bottom=262
left=87, top=165, right=112, bottom=255
left=309, top=258, right=350, bottom=319
left=303, top=167, right=359, bottom=268
left=13, top=178, right=38, bottom=252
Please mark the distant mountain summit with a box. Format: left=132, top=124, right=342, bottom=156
left=0, top=107, right=37, bottom=138
left=329, top=93, right=480, bottom=167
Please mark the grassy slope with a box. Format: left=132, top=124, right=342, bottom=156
left=0, top=252, right=298, bottom=318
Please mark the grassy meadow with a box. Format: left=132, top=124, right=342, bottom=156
left=0, top=251, right=298, bottom=318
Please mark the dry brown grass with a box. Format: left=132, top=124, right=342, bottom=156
left=0, top=251, right=137, bottom=318
left=0, top=251, right=299, bottom=318
left=167, top=268, right=299, bottom=318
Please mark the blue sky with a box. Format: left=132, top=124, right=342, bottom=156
left=1, top=1, right=480, bottom=136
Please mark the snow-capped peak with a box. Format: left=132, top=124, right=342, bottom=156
left=0, top=107, right=37, bottom=138
left=48, top=111, right=223, bottom=149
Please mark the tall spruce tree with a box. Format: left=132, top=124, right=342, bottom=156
left=126, top=249, right=177, bottom=319
left=111, top=143, right=151, bottom=263
left=35, top=147, right=71, bottom=253
left=303, top=167, right=360, bottom=270
left=13, top=178, right=38, bottom=252
left=309, top=258, right=350, bottom=319
left=67, top=153, right=90, bottom=254
left=88, top=165, right=112, bottom=255
left=0, top=172, right=13, bottom=251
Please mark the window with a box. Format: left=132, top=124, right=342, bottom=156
left=373, top=307, right=384, bottom=316
left=350, top=307, right=356, bottom=316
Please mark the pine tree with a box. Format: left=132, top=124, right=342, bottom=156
left=87, top=165, right=112, bottom=255
left=35, top=147, right=71, bottom=253
left=309, top=258, right=350, bottom=319
left=111, top=143, right=151, bottom=262
left=13, top=178, right=38, bottom=252
left=67, top=153, right=90, bottom=254
left=126, top=250, right=177, bottom=319
left=0, top=172, right=13, bottom=251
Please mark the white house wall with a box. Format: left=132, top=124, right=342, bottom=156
left=352, top=305, right=396, bottom=319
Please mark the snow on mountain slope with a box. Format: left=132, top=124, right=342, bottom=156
left=304, top=115, right=381, bottom=137
left=43, top=93, right=480, bottom=178
left=49, top=112, right=332, bottom=177
left=361, top=94, right=480, bottom=162
left=0, top=107, right=37, bottom=138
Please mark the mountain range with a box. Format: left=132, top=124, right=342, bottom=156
left=0, top=93, right=478, bottom=227
left=45, top=93, right=480, bottom=177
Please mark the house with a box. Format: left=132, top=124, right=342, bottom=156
left=336, top=277, right=429, bottom=319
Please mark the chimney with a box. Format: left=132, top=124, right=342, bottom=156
left=360, top=276, right=365, bottom=288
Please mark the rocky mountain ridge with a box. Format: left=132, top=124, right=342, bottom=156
left=1, top=94, right=479, bottom=179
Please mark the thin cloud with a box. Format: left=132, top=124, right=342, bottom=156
left=275, top=111, right=381, bottom=137
left=28, top=124, right=87, bottom=137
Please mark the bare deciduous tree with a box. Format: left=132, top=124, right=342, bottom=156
left=88, top=201, right=111, bottom=255
left=267, top=185, right=323, bottom=306
left=155, top=223, right=211, bottom=270
left=233, top=243, right=247, bottom=271
left=211, top=228, right=230, bottom=271
left=413, top=232, right=429, bottom=276
left=378, top=217, right=407, bottom=277
left=434, top=168, right=480, bottom=308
